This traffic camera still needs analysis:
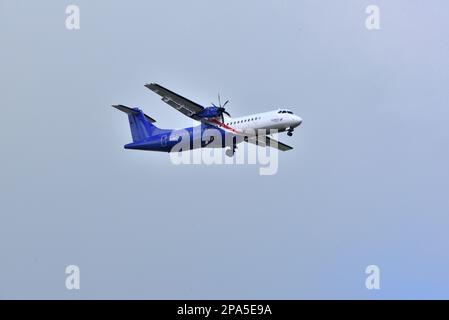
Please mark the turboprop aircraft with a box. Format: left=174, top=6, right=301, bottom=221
left=112, top=83, right=302, bottom=157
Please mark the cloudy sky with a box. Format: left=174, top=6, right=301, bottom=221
left=1, top=0, right=448, bottom=299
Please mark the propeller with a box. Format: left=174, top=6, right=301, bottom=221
left=212, top=93, right=231, bottom=122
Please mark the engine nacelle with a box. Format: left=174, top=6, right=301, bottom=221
left=195, top=106, right=222, bottom=119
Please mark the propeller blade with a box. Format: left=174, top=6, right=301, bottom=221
left=218, top=93, right=222, bottom=108
left=223, top=110, right=231, bottom=117
left=222, top=100, right=229, bottom=108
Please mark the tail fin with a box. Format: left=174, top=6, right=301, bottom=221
left=112, top=105, right=162, bottom=142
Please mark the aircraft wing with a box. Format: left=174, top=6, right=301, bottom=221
left=145, top=83, right=204, bottom=120
left=246, top=135, right=293, bottom=151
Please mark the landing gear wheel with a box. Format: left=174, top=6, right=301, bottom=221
left=287, top=130, right=293, bottom=137
left=225, top=144, right=237, bottom=157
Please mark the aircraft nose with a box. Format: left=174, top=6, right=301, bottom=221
left=291, top=115, right=303, bottom=128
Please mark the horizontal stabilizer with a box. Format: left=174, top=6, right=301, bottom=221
left=112, top=104, right=156, bottom=123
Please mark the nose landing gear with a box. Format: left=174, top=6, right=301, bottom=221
left=287, top=128, right=294, bottom=137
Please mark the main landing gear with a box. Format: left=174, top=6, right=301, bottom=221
left=225, top=144, right=237, bottom=157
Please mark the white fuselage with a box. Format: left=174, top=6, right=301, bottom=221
left=222, top=109, right=302, bottom=135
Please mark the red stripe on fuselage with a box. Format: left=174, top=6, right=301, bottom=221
left=209, top=119, right=240, bottom=134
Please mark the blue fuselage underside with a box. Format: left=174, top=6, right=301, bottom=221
left=124, top=124, right=239, bottom=152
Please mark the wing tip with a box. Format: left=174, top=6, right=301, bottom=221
left=144, top=83, right=158, bottom=90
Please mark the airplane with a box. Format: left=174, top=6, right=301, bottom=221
left=112, top=83, right=302, bottom=157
